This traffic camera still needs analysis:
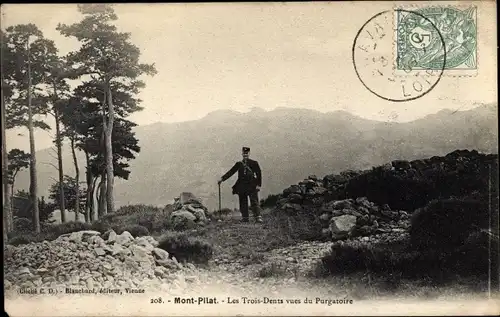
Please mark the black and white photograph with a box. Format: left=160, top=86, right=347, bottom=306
left=2, top=1, right=498, bottom=316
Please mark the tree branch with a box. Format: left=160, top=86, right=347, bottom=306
left=41, top=161, right=59, bottom=172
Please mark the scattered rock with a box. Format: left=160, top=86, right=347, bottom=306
left=171, top=210, right=197, bottom=222
left=94, top=247, right=106, bottom=256
left=106, top=230, right=117, bottom=243
left=152, top=248, right=169, bottom=261
left=330, top=215, right=357, bottom=240
left=115, top=231, right=134, bottom=246
left=5, top=231, right=183, bottom=294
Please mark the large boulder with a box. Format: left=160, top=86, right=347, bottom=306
left=186, top=205, right=207, bottom=222
left=152, top=248, right=169, bottom=261
left=329, top=215, right=357, bottom=240
left=171, top=193, right=209, bottom=224
left=171, top=210, right=197, bottom=222
left=114, top=231, right=135, bottom=246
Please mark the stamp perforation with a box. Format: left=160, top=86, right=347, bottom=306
left=391, top=4, right=478, bottom=78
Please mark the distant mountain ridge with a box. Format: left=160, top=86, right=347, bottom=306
left=14, top=104, right=498, bottom=211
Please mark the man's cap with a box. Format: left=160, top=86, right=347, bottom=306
left=242, top=147, right=250, bottom=153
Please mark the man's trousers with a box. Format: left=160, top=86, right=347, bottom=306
left=238, top=191, right=262, bottom=220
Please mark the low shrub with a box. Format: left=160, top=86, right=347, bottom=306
left=171, top=216, right=196, bottom=231
left=116, top=225, right=150, bottom=237
left=321, top=241, right=444, bottom=279
left=446, top=229, right=495, bottom=277
left=260, top=194, right=281, bottom=209
left=43, top=221, right=93, bottom=238
left=208, top=208, right=233, bottom=221
left=410, top=198, right=489, bottom=251
left=320, top=231, right=495, bottom=283
left=257, top=261, right=288, bottom=278
left=115, top=204, right=162, bottom=215
left=157, top=231, right=213, bottom=264
left=13, top=217, right=33, bottom=232
left=90, top=220, right=113, bottom=234
left=97, top=205, right=172, bottom=234
left=268, top=208, right=323, bottom=242
left=8, top=233, right=40, bottom=246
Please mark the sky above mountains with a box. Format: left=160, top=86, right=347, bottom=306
left=3, top=2, right=497, bottom=152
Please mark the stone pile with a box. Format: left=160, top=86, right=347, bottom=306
left=276, top=174, right=409, bottom=242
left=278, top=175, right=328, bottom=209
left=4, top=229, right=188, bottom=294
left=170, top=192, right=209, bottom=226
left=272, top=149, right=498, bottom=242
left=389, top=149, right=497, bottom=177
left=317, top=197, right=409, bottom=241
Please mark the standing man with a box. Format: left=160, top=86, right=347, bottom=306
left=218, top=147, right=263, bottom=223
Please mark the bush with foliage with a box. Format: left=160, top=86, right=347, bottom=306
left=157, top=231, right=213, bottom=264
left=409, top=198, right=489, bottom=251
left=320, top=230, right=494, bottom=281
left=171, top=215, right=196, bottom=231
left=115, top=224, right=150, bottom=237
left=260, top=194, right=281, bottom=209
left=268, top=207, right=324, bottom=242
left=8, top=233, right=40, bottom=246
left=257, top=261, right=288, bottom=278
left=101, top=204, right=171, bottom=233
left=42, top=221, right=94, bottom=237
left=115, top=204, right=160, bottom=215
left=12, top=217, right=33, bottom=233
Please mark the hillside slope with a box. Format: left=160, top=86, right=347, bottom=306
left=15, top=104, right=498, bottom=210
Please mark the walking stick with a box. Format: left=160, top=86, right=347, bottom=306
left=218, top=182, right=222, bottom=213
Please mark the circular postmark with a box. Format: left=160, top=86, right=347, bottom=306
left=352, top=9, right=447, bottom=102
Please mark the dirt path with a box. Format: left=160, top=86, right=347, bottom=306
left=5, top=210, right=494, bottom=317
left=159, top=211, right=343, bottom=296
left=163, top=210, right=490, bottom=303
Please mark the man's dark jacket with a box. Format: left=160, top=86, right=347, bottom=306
left=221, top=159, right=262, bottom=195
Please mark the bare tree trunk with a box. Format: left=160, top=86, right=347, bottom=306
left=54, top=102, right=66, bottom=223
left=1, top=78, right=12, bottom=239
left=105, top=81, right=115, bottom=214
left=97, top=172, right=107, bottom=218
left=10, top=171, right=17, bottom=220
left=27, top=38, right=40, bottom=233
left=84, top=149, right=91, bottom=222
left=91, top=175, right=99, bottom=221
left=71, top=134, right=80, bottom=222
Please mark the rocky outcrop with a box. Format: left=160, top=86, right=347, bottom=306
left=268, top=150, right=497, bottom=242
left=276, top=150, right=497, bottom=213
left=275, top=175, right=410, bottom=241
left=345, top=149, right=498, bottom=211
left=4, top=230, right=186, bottom=294
left=318, top=197, right=409, bottom=241
left=171, top=192, right=209, bottom=227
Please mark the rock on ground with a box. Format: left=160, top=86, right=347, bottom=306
left=4, top=229, right=188, bottom=295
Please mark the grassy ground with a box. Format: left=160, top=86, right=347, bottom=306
left=154, top=208, right=491, bottom=300
left=7, top=206, right=492, bottom=300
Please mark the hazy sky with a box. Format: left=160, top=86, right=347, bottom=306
left=2, top=2, right=497, bottom=151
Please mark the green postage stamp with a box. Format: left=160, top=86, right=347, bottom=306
left=395, top=6, right=477, bottom=76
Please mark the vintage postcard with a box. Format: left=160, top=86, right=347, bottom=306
left=2, top=1, right=498, bottom=316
